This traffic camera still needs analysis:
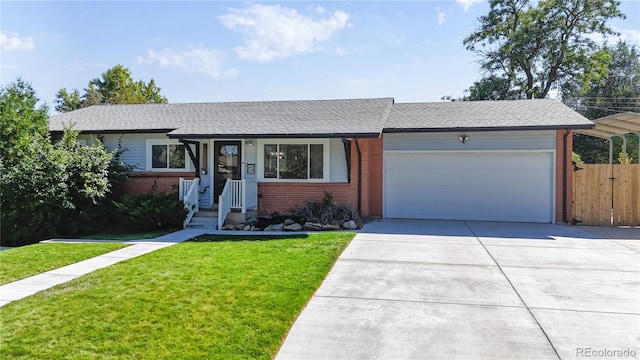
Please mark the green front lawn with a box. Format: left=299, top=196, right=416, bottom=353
left=0, top=243, right=129, bottom=285
left=0, top=232, right=354, bottom=359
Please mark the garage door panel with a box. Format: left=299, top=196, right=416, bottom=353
left=384, top=152, right=553, bottom=223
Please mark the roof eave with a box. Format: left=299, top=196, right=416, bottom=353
left=49, top=128, right=177, bottom=135
left=166, top=132, right=382, bottom=139
left=382, top=124, right=594, bottom=133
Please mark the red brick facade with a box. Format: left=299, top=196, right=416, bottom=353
left=124, top=172, right=196, bottom=195
left=257, top=137, right=384, bottom=217
left=555, top=129, right=573, bottom=223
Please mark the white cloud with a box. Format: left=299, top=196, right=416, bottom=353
left=136, top=46, right=235, bottom=78
left=223, top=68, right=239, bottom=78
left=219, top=4, right=351, bottom=62
left=618, top=29, right=640, bottom=46
left=438, top=12, right=446, bottom=25
left=72, top=61, right=109, bottom=71
left=584, top=27, right=640, bottom=47
left=457, top=0, right=484, bottom=11
left=0, top=31, right=35, bottom=51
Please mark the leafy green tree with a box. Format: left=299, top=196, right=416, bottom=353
left=54, top=65, right=167, bottom=112
left=0, top=79, right=118, bottom=245
left=562, top=41, right=640, bottom=164
left=563, top=42, right=640, bottom=118
left=442, top=75, right=525, bottom=101
left=465, top=76, right=524, bottom=100
left=463, top=0, right=624, bottom=99
left=1, top=129, right=114, bottom=246
left=0, top=78, right=49, bottom=166
left=53, top=88, right=82, bottom=113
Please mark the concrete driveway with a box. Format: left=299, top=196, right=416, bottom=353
left=276, top=220, right=640, bottom=360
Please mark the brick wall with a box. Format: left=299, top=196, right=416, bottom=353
left=555, top=130, right=573, bottom=223
left=257, top=137, right=384, bottom=217
left=123, top=171, right=196, bottom=195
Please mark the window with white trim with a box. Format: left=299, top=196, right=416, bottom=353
left=258, top=140, right=329, bottom=181
left=146, top=140, right=190, bottom=171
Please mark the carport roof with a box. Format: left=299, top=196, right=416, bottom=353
left=574, top=111, right=640, bottom=139
left=385, top=99, right=594, bottom=132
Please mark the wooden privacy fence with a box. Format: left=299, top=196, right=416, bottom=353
left=572, top=164, right=640, bottom=226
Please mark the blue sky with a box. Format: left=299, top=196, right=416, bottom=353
left=2, top=1, right=639, bottom=110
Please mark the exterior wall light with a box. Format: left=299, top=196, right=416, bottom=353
left=458, top=135, right=469, bottom=143
left=245, top=140, right=254, bottom=146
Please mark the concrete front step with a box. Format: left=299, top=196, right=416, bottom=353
left=186, top=224, right=217, bottom=229
left=195, top=210, right=218, bottom=218
left=187, top=216, right=217, bottom=229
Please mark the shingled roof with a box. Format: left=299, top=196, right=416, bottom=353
left=49, top=98, right=394, bottom=138
left=385, top=99, right=593, bottom=132
left=49, top=97, right=592, bottom=137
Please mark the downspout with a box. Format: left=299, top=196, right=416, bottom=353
left=354, top=136, right=362, bottom=213
left=562, top=129, right=570, bottom=223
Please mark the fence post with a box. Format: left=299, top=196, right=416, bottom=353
left=178, top=177, right=184, bottom=201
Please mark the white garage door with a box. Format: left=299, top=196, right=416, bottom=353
left=384, top=152, right=554, bottom=223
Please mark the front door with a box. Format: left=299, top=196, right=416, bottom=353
left=214, top=141, right=242, bottom=203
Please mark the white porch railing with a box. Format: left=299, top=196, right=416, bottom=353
left=178, top=178, right=198, bottom=201
left=230, top=180, right=243, bottom=209
left=218, top=179, right=233, bottom=230
left=182, top=177, right=200, bottom=228
left=218, top=179, right=259, bottom=229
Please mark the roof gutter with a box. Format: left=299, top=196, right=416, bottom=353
left=382, top=124, right=594, bottom=133
left=166, top=132, right=382, bottom=139
left=49, top=129, right=176, bottom=135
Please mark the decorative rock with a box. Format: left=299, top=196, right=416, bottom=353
left=244, top=218, right=259, bottom=225
left=235, top=224, right=245, bottom=230
left=322, top=224, right=341, bottom=231
left=342, top=220, right=358, bottom=230
left=222, top=224, right=235, bottom=230
left=284, top=218, right=295, bottom=226
left=243, top=225, right=251, bottom=231
left=250, top=226, right=259, bottom=231
left=264, top=223, right=284, bottom=231
left=304, top=222, right=323, bottom=231
left=284, top=223, right=303, bottom=231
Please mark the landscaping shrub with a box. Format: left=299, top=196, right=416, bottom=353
left=294, top=191, right=363, bottom=227
left=113, top=187, right=187, bottom=231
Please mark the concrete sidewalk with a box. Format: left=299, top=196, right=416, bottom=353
left=0, top=228, right=213, bottom=308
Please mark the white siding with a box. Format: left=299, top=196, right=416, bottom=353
left=78, top=133, right=168, bottom=171
left=244, top=139, right=258, bottom=181
left=383, top=130, right=556, bottom=152
left=329, top=138, right=349, bottom=183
